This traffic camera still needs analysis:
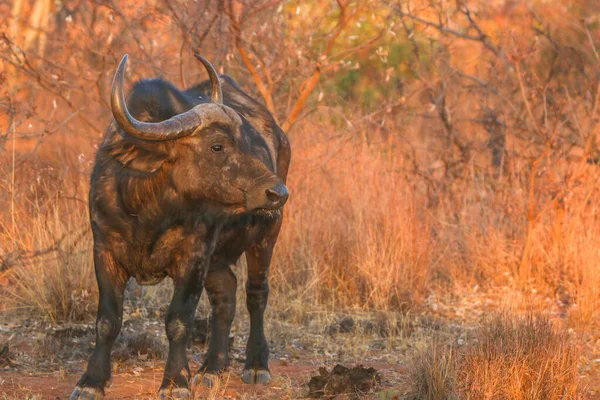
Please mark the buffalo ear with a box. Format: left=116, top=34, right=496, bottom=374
left=104, top=140, right=167, bottom=173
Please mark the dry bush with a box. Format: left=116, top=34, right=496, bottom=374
left=404, top=313, right=582, bottom=400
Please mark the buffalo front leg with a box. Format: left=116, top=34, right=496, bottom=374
left=158, top=266, right=205, bottom=399
left=70, top=249, right=127, bottom=400
left=242, top=219, right=282, bottom=384
left=193, top=264, right=237, bottom=387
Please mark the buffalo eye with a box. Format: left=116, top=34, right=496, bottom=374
left=211, top=144, right=224, bottom=153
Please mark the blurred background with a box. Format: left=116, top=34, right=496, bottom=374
left=1, top=0, right=600, bottom=398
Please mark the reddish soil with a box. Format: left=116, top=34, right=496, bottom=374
left=0, top=360, right=401, bottom=399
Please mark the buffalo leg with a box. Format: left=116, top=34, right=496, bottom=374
left=242, top=218, right=282, bottom=384
left=70, top=249, right=127, bottom=400
left=194, top=264, right=237, bottom=386
left=158, top=267, right=205, bottom=399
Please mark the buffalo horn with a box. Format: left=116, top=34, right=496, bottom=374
left=194, top=54, right=223, bottom=104
left=110, top=54, right=223, bottom=141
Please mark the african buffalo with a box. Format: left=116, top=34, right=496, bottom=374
left=70, top=54, right=290, bottom=399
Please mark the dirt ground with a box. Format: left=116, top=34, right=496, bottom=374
left=0, top=311, right=406, bottom=399
left=1, top=361, right=397, bottom=399
left=1, top=289, right=599, bottom=399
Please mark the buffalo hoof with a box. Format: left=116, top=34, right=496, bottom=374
left=69, top=386, right=104, bottom=400
left=242, top=368, right=271, bottom=384
left=192, top=372, right=220, bottom=388
left=157, top=387, right=192, bottom=399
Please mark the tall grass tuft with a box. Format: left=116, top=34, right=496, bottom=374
left=404, top=313, right=582, bottom=400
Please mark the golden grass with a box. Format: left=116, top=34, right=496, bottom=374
left=405, top=339, right=458, bottom=400
left=273, top=134, right=431, bottom=310
left=0, top=174, right=94, bottom=324
left=267, top=119, right=600, bottom=328
left=404, top=313, right=582, bottom=400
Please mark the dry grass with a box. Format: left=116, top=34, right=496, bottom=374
left=0, top=174, right=94, bottom=324
left=3, top=126, right=600, bottom=329
left=270, top=116, right=600, bottom=326
left=273, top=133, right=431, bottom=311
left=405, top=339, right=458, bottom=400
left=404, top=313, right=582, bottom=400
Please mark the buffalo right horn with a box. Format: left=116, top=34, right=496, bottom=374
left=194, top=54, right=223, bottom=104
left=111, top=54, right=224, bottom=141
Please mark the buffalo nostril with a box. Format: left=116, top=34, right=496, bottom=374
left=265, top=184, right=289, bottom=207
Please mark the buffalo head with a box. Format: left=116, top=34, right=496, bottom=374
left=109, top=54, right=288, bottom=213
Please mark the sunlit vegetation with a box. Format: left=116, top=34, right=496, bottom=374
left=0, top=0, right=598, bottom=397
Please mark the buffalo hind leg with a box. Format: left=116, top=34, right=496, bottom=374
left=193, top=264, right=237, bottom=387
left=242, top=218, right=282, bottom=384
left=70, top=249, right=127, bottom=400
left=158, top=267, right=205, bottom=399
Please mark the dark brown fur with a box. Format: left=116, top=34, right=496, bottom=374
left=70, top=74, right=290, bottom=399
